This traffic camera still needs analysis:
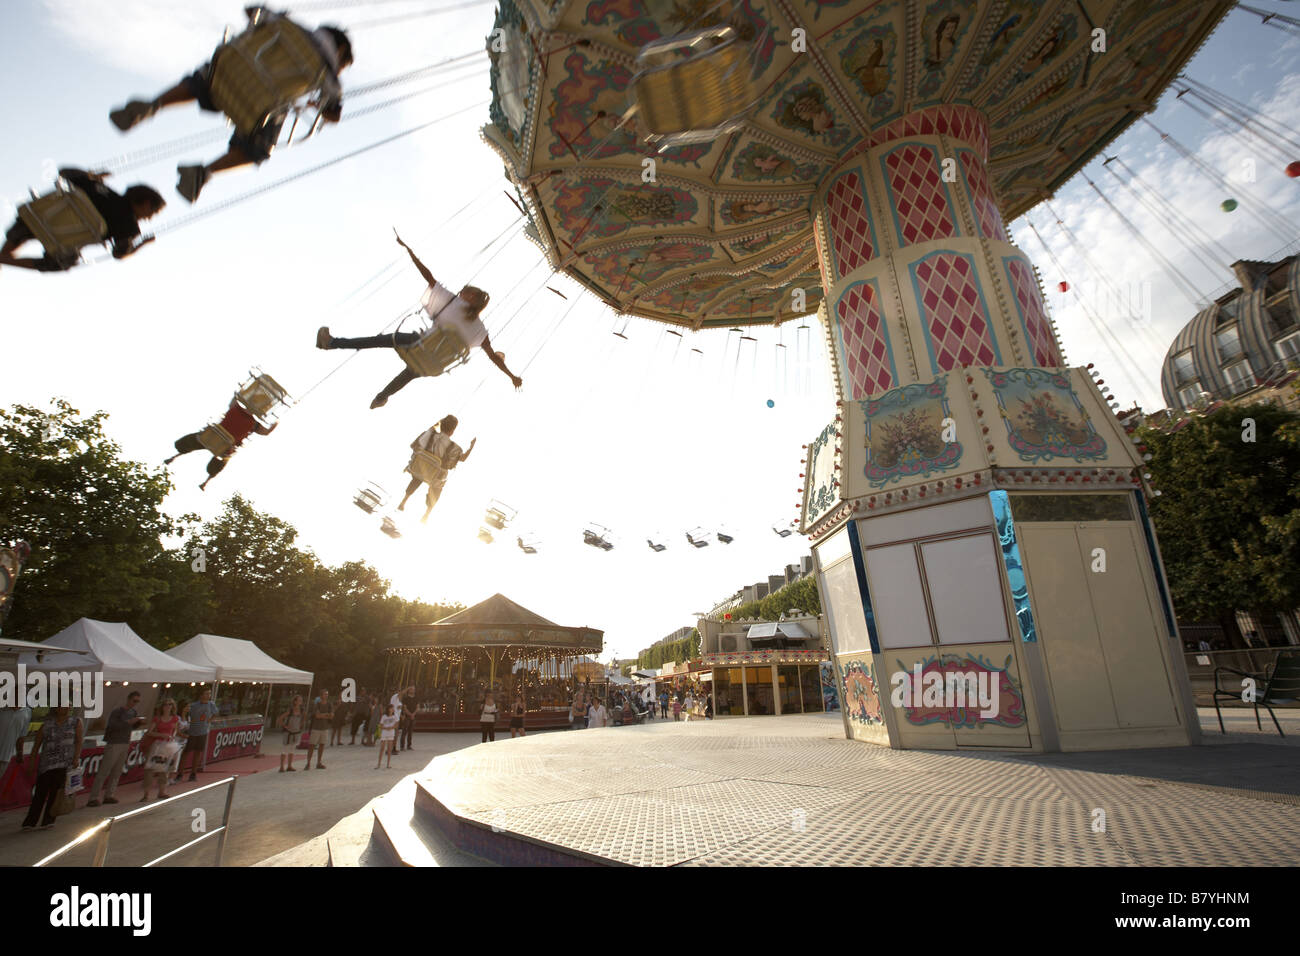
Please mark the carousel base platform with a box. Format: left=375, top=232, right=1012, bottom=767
left=355, top=711, right=1300, bottom=867
left=413, top=710, right=575, bottom=733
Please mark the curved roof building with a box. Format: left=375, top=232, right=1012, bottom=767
left=1160, top=255, right=1300, bottom=410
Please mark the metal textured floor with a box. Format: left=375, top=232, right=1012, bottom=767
left=408, top=713, right=1300, bottom=867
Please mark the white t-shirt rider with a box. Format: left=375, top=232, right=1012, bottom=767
left=422, top=283, right=487, bottom=350
left=412, top=427, right=463, bottom=467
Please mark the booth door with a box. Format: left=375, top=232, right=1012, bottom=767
left=1018, top=521, right=1179, bottom=735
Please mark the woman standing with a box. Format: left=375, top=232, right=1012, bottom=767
left=510, top=692, right=526, bottom=739
left=376, top=704, right=399, bottom=769
left=480, top=693, right=499, bottom=743
left=170, top=701, right=192, bottom=784
left=21, top=706, right=83, bottom=831
left=141, top=699, right=180, bottom=801
left=279, top=695, right=304, bottom=772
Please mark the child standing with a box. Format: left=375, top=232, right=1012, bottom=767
left=376, top=705, right=399, bottom=769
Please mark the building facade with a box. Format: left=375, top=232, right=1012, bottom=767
left=1160, top=256, right=1300, bottom=412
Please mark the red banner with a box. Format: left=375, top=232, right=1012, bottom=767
left=204, top=721, right=264, bottom=761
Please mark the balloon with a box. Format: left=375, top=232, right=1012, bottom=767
left=1287, top=161, right=1300, bottom=178
left=1221, top=198, right=1238, bottom=212
left=766, top=399, right=775, bottom=408
left=1057, top=281, right=1069, bottom=292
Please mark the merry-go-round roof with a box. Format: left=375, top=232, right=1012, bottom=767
left=482, top=0, right=1232, bottom=329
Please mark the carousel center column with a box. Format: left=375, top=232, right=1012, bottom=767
left=803, top=105, right=1199, bottom=754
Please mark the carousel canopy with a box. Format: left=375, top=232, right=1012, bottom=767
left=389, top=593, right=603, bottom=653
left=484, top=0, right=1231, bottom=328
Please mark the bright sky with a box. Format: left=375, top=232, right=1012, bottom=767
left=2, top=1, right=1298, bottom=661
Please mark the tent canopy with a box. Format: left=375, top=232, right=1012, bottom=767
left=18, top=619, right=215, bottom=683
left=166, top=634, right=313, bottom=685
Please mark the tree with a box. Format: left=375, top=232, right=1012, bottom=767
left=0, top=401, right=186, bottom=640
left=1141, top=402, right=1300, bottom=647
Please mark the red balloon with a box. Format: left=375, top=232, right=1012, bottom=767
left=1287, top=161, right=1300, bottom=178
left=1057, top=281, right=1069, bottom=292
left=724, top=613, right=732, bottom=620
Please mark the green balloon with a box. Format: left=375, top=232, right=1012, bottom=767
left=1221, top=199, right=1238, bottom=212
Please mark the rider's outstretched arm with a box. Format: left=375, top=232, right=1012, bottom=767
left=394, top=232, right=436, bottom=287
left=481, top=338, right=522, bottom=389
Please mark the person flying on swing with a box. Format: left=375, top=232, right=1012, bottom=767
left=164, top=399, right=278, bottom=490
left=108, top=6, right=353, bottom=204
left=399, top=415, right=476, bottom=523
left=316, top=232, right=523, bottom=409
left=0, top=168, right=164, bottom=272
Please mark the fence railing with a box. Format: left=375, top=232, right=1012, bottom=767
left=34, top=776, right=238, bottom=868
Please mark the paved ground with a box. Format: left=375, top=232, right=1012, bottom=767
left=7, top=706, right=1296, bottom=867
left=0, top=734, right=481, bottom=867
left=411, top=708, right=1300, bottom=867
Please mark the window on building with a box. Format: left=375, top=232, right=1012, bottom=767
left=1267, top=263, right=1291, bottom=296
left=1276, top=331, right=1300, bottom=363
left=1172, top=350, right=1197, bottom=384
left=777, top=665, right=804, bottom=715
left=799, top=665, right=825, bottom=713
left=1223, top=360, right=1256, bottom=394
left=1218, top=294, right=1242, bottom=321
left=713, top=667, right=744, bottom=716
left=1177, top=382, right=1204, bottom=407
left=1215, top=325, right=1243, bottom=362
left=744, top=666, right=774, bottom=715
left=1264, top=302, right=1298, bottom=336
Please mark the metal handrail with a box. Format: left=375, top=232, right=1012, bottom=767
left=34, top=776, right=238, bottom=868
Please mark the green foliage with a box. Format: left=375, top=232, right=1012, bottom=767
left=1, top=400, right=463, bottom=688
left=0, top=401, right=187, bottom=640
left=731, top=576, right=822, bottom=623
left=636, top=628, right=700, bottom=670
left=1141, top=403, right=1300, bottom=639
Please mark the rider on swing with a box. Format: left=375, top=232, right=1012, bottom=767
left=165, top=400, right=278, bottom=490
left=399, top=415, right=476, bottom=523
left=316, top=232, right=522, bottom=409
left=108, top=6, right=353, bottom=203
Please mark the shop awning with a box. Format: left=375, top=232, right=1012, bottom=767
left=166, top=633, right=313, bottom=685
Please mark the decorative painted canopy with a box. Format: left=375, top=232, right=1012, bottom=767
left=483, top=0, right=1231, bottom=329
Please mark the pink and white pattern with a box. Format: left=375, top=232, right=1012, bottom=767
left=958, top=149, right=1007, bottom=242
left=835, top=280, right=894, bottom=399
left=823, top=170, right=876, bottom=278
left=911, top=252, right=998, bottom=372
left=1005, top=257, right=1060, bottom=367
left=883, top=143, right=958, bottom=246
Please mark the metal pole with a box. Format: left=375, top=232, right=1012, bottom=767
left=214, top=777, right=238, bottom=866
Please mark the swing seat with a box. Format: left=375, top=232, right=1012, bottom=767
left=716, top=533, right=734, bottom=544
left=633, top=26, right=754, bottom=146
left=198, top=424, right=237, bottom=457
left=380, top=516, right=402, bottom=538
left=354, top=488, right=384, bottom=513
left=235, top=373, right=289, bottom=420
left=485, top=509, right=508, bottom=530
left=17, top=188, right=108, bottom=268
left=209, top=17, right=329, bottom=138
left=408, top=449, right=453, bottom=485
left=396, top=326, right=472, bottom=378
left=478, top=527, right=495, bottom=544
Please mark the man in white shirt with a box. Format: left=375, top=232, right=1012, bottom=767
left=315, top=232, right=523, bottom=408
left=399, top=415, right=476, bottom=522
left=586, top=699, right=607, bottom=729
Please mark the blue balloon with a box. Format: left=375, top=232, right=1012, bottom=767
left=766, top=399, right=775, bottom=408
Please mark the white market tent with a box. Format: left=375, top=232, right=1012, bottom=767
left=18, top=619, right=215, bottom=684
left=165, top=634, right=312, bottom=685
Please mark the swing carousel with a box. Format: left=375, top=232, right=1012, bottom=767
left=483, top=0, right=1239, bottom=753
left=383, top=593, right=603, bottom=731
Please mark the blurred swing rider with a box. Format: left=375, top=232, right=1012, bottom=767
left=108, top=6, right=353, bottom=203
left=164, top=400, right=278, bottom=490
left=0, top=169, right=163, bottom=272
left=400, top=415, right=476, bottom=523
left=316, top=232, right=522, bottom=408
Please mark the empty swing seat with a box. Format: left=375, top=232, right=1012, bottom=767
left=632, top=26, right=755, bottom=146
left=17, top=188, right=108, bottom=268
left=396, top=327, right=472, bottom=378
left=380, top=517, right=402, bottom=538
left=209, top=17, right=329, bottom=137
left=198, top=424, right=237, bottom=457
left=354, top=487, right=384, bottom=513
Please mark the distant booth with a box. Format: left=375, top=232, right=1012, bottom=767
left=385, top=594, right=603, bottom=732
